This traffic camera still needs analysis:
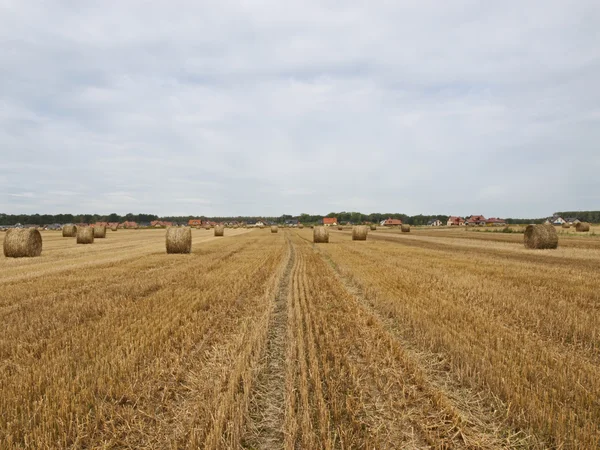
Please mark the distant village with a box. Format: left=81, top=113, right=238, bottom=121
left=1, top=214, right=585, bottom=231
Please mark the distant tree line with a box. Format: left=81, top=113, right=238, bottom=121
left=1, top=211, right=589, bottom=226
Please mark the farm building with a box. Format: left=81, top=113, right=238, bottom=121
left=188, top=219, right=203, bottom=226
left=151, top=220, right=173, bottom=227
left=486, top=218, right=506, bottom=226
left=322, top=218, right=338, bottom=226
left=380, top=218, right=402, bottom=227
left=427, top=219, right=442, bottom=226
left=565, top=217, right=580, bottom=225
left=545, top=216, right=566, bottom=225
left=447, top=216, right=465, bottom=226
left=466, top=215, right=486, bottom=226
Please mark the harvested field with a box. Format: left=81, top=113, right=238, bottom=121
left=1, top=227, right=599, bottom=448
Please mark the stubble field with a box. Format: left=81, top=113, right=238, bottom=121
left=1, top=227, right=599, bottom=449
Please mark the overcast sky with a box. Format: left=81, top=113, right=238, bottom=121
left=1, top=1, right=599, bottom=218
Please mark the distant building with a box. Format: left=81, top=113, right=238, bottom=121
left=447, top=216, right=465, bottom=226
left=545, top=215, right=566, bottom=225
left=565, top=217, right=580, bottom=225
left=151, top=220, right=173, bottom=227
left=188, top=219, right=203, bottom=226
left=486, top=217, right=506, bottom=226
left=380, top=218, right=402, bottom=226
left=427, top=219, right=442, bottom=226
left=322, top=218, right=338, bottom=226
left=466, top=215, right=486, bottom=226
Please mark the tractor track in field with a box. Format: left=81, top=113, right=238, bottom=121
left=244, top=233, right=295, bottom=449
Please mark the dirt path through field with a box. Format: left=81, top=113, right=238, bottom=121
left=244, top=234, right=295, bottom=449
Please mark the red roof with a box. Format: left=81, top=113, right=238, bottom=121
left=188, top=219, right=203, bottom=226
left=467, top=215, right=485, bottom=222
left=323, top=218, right=337, bottom=225
left=383, top=218, right=402, bottom=226
left=448, top=216, right=464, bottom=225
left=486, top=217, right=505, bottom=223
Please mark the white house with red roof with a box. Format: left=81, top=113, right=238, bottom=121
left=447, top=216, right=465, bottom=226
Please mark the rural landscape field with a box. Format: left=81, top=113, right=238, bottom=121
left=1, top=226, right=599, bottom=449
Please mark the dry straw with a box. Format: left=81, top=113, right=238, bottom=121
left=313, top=226, right=329, bottom=243
left=352, top=225, right=368, bottom=241
left=370, top=224, right=377, bottom=231
left=524, top=224, right=558, bottom=249
left=562, top=223, right=570, bottom=229
left=271, top=226, right=278, bottom=233
left=111, top=226, right=118, bottom=232
left=338, top=226, right=343, bottom=231
left=298, top=224, right=304, bottom=229
left=3, top=228, right=42, bottom=257
left=166, top=227, right=192, bottom=254
left=214, top=225, right=224, bottom=237
left=93, top=225, right=106, bottom=238
left=401, top=224, right=411, bottom=232
left=62, top=225, right=77, bottom=237
left=76, top=227, right=94, bottom=244
left=576, top=222, right=590, bottom=232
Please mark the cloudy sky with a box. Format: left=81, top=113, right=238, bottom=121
left=1, top=1, right=599, bottom=218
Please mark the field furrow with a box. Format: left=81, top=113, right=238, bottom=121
left=319, top=230, right=600, bottom=448
left=243, top=235, right=294, bottom=449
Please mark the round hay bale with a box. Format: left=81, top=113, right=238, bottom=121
left=313, top=226, right=329, bottom=243
left=337, top=226, right=343, bottom=231
left=62, top=225, right=77, bottom=237
left=298, top=224, right=304, bottom=229
left=310, top=225, right=314, bottom=229
left=259, top=225, right=264, bottom=229
left=233, top=225, right=238, bottom=229
left=93, top=225, right=106, bottom=238
left=576, top=222, right=590, bottom=232
left=271, top=226, right=278, bottom=233
left=524, top=224, right=558, bottom=249
left=401, top=224, right=411, bottom=233
left=111, top=226, right=118, bottom=232
left=561, top=223, right=570, bottom=229
left=76, top=227, right=94, bottom=244
left=214, top=225, right=224, bottom=237
left=3, top=228, right=42, bottom=258
left=166, top=227, right=192, bottom=254
left=370, top=225, right=377, bottom=231
left=352, top=225, right=368, bottom=241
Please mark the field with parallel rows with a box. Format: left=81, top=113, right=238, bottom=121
left=1, top=227, right=599, bottom=449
